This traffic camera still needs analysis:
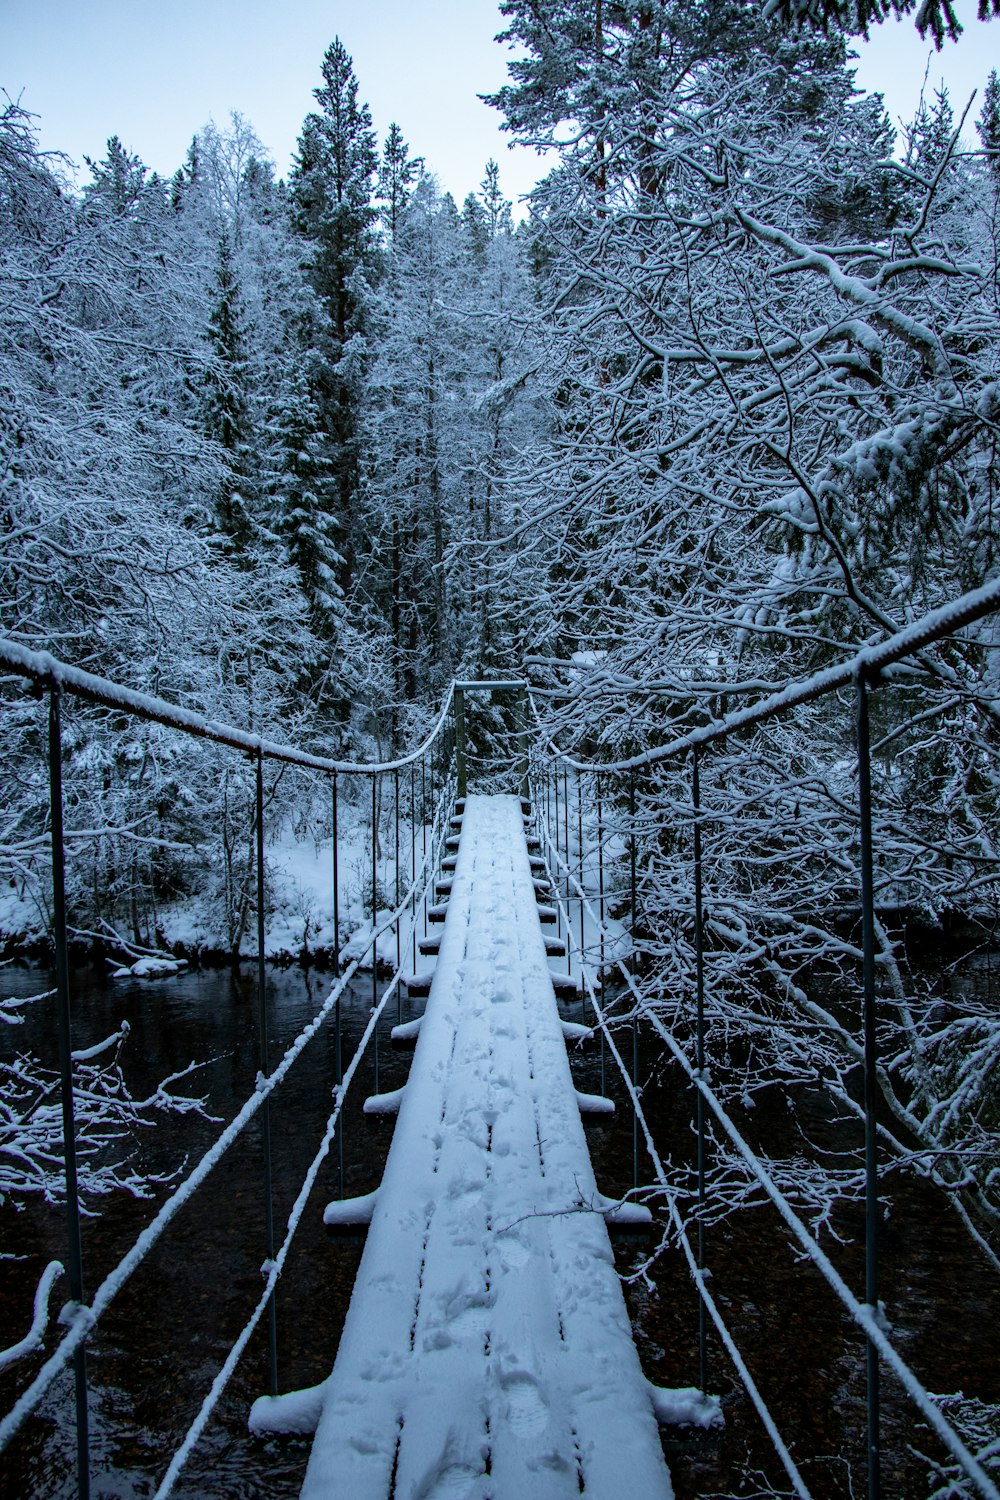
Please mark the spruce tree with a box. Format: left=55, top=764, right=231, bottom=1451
left=462, top=192, right=490, bottom=264
left=204, top=226, right=255, bottom=551
left=479, top=159, right=514, bottom=239
left=82, top=135, right=147, bottom=214
left=290, top=38, right=378, bottom=601
left=977, top=69, right=1000, bottom=179
left=763, top=0, right=999, bottom=49
left=378, top=123, right=422, bottom=239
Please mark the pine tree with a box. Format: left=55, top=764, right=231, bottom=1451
left=908, top=84, right=955, bottom=173
left=82, top=135, right=147, bottom=214
left=462, top=192, right=490, bottom=264
left=479, top=159, right=514, bottom=239
left=763, top=0, right=999, bottom=50
left=273, top=363, right=346, bottom=632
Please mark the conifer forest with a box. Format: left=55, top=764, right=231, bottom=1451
left=4, top=1, right=1000, bottom=1495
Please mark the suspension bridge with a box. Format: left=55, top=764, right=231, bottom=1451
left=2, top=579, right=1000, bottom=1500
left=250, top=791, right=684, bottom=1498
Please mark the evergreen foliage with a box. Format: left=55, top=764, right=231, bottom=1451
left=377, top=122, right=422, bottom=238
left=3, top=14, right=1000, bottom=1274
left=290, top=39, right=379, bottom=597
left=977, top=68, right=1000, bottom=176
left=763, top=0, right=999, bottom=48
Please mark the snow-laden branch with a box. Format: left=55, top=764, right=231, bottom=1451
left=529, top=575, right=1000, bottom=775
left=0, top=1261, right=63, bottom=1372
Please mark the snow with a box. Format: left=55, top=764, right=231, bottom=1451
left=110, top=957, right=186, bottom=979
left=0, top=1261, right=63, bottom=1372
left=574, top=1088, right=615, bottom=1115
left=647, top=1384, right=723, bottom=1431
left=0, top=786, right=438, bottom=968
left=0, top=637, right=456, bottom=779
left=390, top=1015, right=423, bottom=1043
left=0, top=778, right=450, bottom=1461
left=545, top=815, right=1000, bottom=1500
left=362, top=1086, right=405, bottom=1115
left=290, top=795, right=675, bottom=1499
left=537, top=574, right=1000, bottom=777
left=248, top=1382, right=328, bottom=1438
left=594, top=1195, right=652, bottom=1228
left=323, top=1189, right=379, bottom=1228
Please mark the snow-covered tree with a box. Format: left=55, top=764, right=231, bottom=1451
left=377, top=121, right=422, bottom=239
left=488, top=0, right=1000, bottom=1234
left=763, top=0, right=999, bottom=49
left=290, top=38, right=379, bottom=598
left=976, top=68, right=1000, bottom=177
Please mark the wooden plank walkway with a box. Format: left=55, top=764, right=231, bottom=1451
left=253, top=793, right=675, bottom=1499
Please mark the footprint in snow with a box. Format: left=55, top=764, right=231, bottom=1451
left=500, top=1371, right=550, bottom=1438
left=412, top=1435, right=483, bottom=1500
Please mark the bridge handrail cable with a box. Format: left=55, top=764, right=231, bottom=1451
left=148, top=880, right=445, bottom=1500
left=0, top=637, right=455, bottom=776
left=539, top=824, right=814, bottom=1498
left=0, top=771, right=456, bottom=1459
left=527, top=576, right=1000, bottom=774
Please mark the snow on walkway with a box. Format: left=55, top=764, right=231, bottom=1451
left=258, top=793, right=673, bottom=1499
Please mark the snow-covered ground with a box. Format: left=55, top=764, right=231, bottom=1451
left=0, top=787, right=630, bottom=988
left=0, top=799, right=429, bottom=970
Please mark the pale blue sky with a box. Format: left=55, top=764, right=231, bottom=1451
left=2, top=1, right=996, bottom=210
left=1, top=0, right=543, bottom=206
left=853, top=8, right=997, bottom=139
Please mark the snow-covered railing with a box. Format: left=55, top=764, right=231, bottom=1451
left=0, top=635, right=456, bottom=775
left=528, top=576, right=1000, bottom=775
left=529, top=579, right=1000, bottom=1500
left=0, top=636, right=461, bottom=1500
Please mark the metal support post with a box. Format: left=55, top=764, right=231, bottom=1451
left=371, top=774, right=379, bottom=1095
left=597, top=772, right=606, bottom=1097
left=857, top=674, right=881, bottom=1500
left=454, top=686, right=467, bottom=800
left=563, top=765, right=572, bottom=977
left=693, top=745, right=708, bottom=1395
left=394, top=767, right=401, bottom=1022
left=256, top=749, right=278, bottom=1397
left=553, top=761, right=560, bottom=862
left=49, top=687, right=90, bottom=1500
left=421, top=755, right=428, bottom=938
left=563, top=764, right=570, bottom=891
left=410, top=763, right=417, bottom=974
left=332, top=773, right=341, bottom=980
left=517, top=687, right=530, bottom=802
left=332, top=773, right=343, bottom=1197
left=577, top=767, right=585, bottom=1016
left=629, top=771, right=639, bottom=1190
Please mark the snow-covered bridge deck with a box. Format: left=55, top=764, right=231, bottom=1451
left=253, top=792, right=674, bottom=1499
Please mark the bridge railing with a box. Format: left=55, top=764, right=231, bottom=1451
left=529, top=577, right=1000, bottom=1500
left=0, top=639, right=459, bottom=1499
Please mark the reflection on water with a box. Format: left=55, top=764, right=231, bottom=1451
left=1, top=958, right=998, bottom=1499
left=0, top=962, right=409, bottom=1499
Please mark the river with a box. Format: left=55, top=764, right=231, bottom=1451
left=1, top=957, right=998, bottom=1498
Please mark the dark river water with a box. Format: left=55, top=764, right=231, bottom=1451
left=1, top=955, right=998, bottom=1499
